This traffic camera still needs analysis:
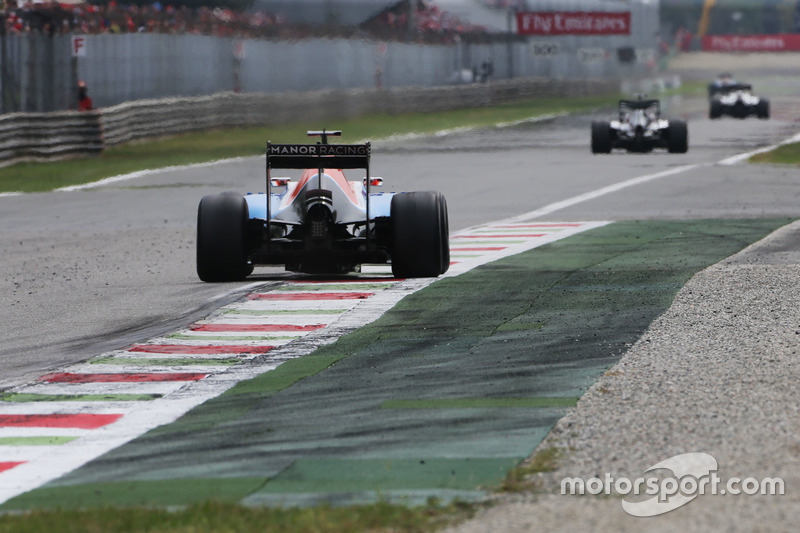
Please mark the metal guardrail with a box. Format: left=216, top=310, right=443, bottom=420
left=0, top=77, right=617, bottom=166
left=0, top=110, right=103, bottom=164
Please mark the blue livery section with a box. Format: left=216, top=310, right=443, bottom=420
left=368, top=192, right=394, bottom=218
left=244, top=191, right=395, bottom=221
left=244, top=193, right=281, bottom=221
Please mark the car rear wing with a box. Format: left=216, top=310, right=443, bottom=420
left=266, top=142, right=371, bottom=170
left=618, top=99, right=660, bottom=110
left=718, top=83, right=752, bottom=92
left=264, top=130, right=374, bottom=248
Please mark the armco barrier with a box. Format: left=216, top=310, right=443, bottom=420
left=0, top=111, right=103, bottom=164
left=0, top=77, right=617, bottom=165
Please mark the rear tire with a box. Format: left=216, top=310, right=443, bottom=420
left=197, top=194, right=253, bottom=282
left=591, top=121, right=612, bottom=154
left=391, top=191, right=448, bottom=278
left=667, top=120, right=688, bottom=153
left=709, top=100, right=722, bottom=119
left=757, top=98, right=770, bottom=119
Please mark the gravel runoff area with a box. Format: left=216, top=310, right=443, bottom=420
left=445, top=219, right=800, bottom=532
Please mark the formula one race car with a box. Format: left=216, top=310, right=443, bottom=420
left=708, top=79, right=769, bottom=120
left=196, top=130, right=449, bottom=281
left=591, top=98, right=688, bottom=154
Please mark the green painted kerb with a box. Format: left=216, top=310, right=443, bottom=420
left=139, top=353, right=348, bottom=436
left=1, top=393, right=161, bottom=402
left=255, top=458, right=519, bottom=494
left=381, top=398, right=578, bottom=409
left=0, top=478, right=268, bottom=511
left=0, top=437, right=78, bottom=446
left=3, top=218, right=792, bottom=512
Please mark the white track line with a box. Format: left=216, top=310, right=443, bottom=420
left=366, top=113, right=567, bottom=144
left=56, top=157, right=256, bottom=192
left=507, top=164, right=701, bottom=222
left=499, top=128, right=800, bottom=222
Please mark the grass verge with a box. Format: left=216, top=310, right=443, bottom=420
left=498, top=447, right=563, bottom=493
left=750, top=142, right=800, bottom=165
left=0, top=94, right=614, bottom=194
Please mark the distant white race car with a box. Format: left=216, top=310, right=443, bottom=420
left=708, top=79, right=769, bottom=120
left=591, top=98, right=688, bottom=154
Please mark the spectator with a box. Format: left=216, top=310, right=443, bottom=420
left=77, top=81, right=93, bottom=111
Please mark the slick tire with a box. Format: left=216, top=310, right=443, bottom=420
left=591, top=121, right=612, bottom=154
left=196, top=193, right=253, bottom=282
left=391, top=191, right=449, bottom=278
left=667, top=120, right=688, bottom=154
left=709, top=100, right=722, bottom=119
left=757, top=99, right=770, bottom=119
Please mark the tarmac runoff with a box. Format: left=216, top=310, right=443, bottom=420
left=0, top=217, right=791, bottom=511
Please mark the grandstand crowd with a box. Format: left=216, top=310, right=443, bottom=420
left=2, top=1, right=284, bottom=37
left=0, top=0, right=490, bottom=41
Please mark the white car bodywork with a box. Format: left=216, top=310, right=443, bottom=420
left=591, top=98, right=688, bottom=154
left=709, top=81, right=769, bottom=119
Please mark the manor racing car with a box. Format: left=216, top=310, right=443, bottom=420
left=708, top=82, right=769, bottom=119
left=591, top=98, right=688, bottom=154
left=196, top=130, right=449, bottom=281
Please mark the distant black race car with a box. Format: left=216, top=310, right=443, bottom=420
left=591, top=98, right=688, bottom=154
left=708, top=81, right=769, bottom=119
